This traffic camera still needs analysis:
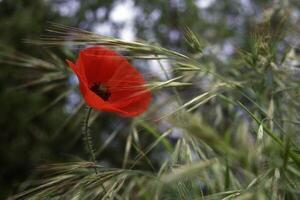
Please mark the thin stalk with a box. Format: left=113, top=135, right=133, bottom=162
left=157, top=58, right=183, bottom=105
left=83, top=107, right=97, bottom=171
left=83, top=107, right=108, bottom=194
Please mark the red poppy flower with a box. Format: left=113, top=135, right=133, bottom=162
left=66, top=46, right=151, bottom=117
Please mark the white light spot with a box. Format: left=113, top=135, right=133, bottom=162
left=96, top=7, right=107, bottom=19
left=150, top=10, right=161, bottom=22
left=120, top=27, right=135, bottom=41
left=148, top=60, right=171, bottom=80
left=170, top=127, right=184, bottom=139
left=68, top=74, right=79, bottom=85
left=93, top=22, right=113, bottom=36
left=108, top=0, right=138, bottom=41
left=110, top=0, right=136, bottom=23
left=169, top=29, right=180, bottom=42
left=65, top=91, right=80, bottom=114
left=196, top=0, right=216, bottom=9
left=53, top=1, right=79, bottom=16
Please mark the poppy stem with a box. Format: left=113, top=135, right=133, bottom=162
left=83, top=107, right=97, bottom=172
left=83, top=107, right=108, bottom=194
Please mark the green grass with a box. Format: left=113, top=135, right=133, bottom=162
left=4, top=21, right=300, bottom=199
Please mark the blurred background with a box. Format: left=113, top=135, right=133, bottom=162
left=0, top=0, right=299, bottom=199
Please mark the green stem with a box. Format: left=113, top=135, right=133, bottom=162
left=157, top=58, right=183, bottom=105
left=83, top=107, right=108, bottom=194
left=83, top=107, right=97, bottom=167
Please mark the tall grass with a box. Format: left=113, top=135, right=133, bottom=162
left=3, top=19, right=300, bottom=199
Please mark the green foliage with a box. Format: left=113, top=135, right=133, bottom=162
left=1, top=0, right=300, bottom=199
left=10, top=16, right=300, bottom=198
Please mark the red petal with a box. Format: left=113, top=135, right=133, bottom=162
left=79, top=47, right=121, bottom=87
left=67, top=46, right=152, bottom=117
left=67, top=60, right=134, bottom=116
left=66, top=60, right=87, bottom=84
left=105, top=57, right=149, bottom=103
left=114, top=90, right=152, bottom=117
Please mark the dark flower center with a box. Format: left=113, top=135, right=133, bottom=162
left=90, top=83, right=111, bottom=101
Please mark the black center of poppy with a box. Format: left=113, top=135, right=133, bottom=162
left=90, top=83, right=111, bottom=101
